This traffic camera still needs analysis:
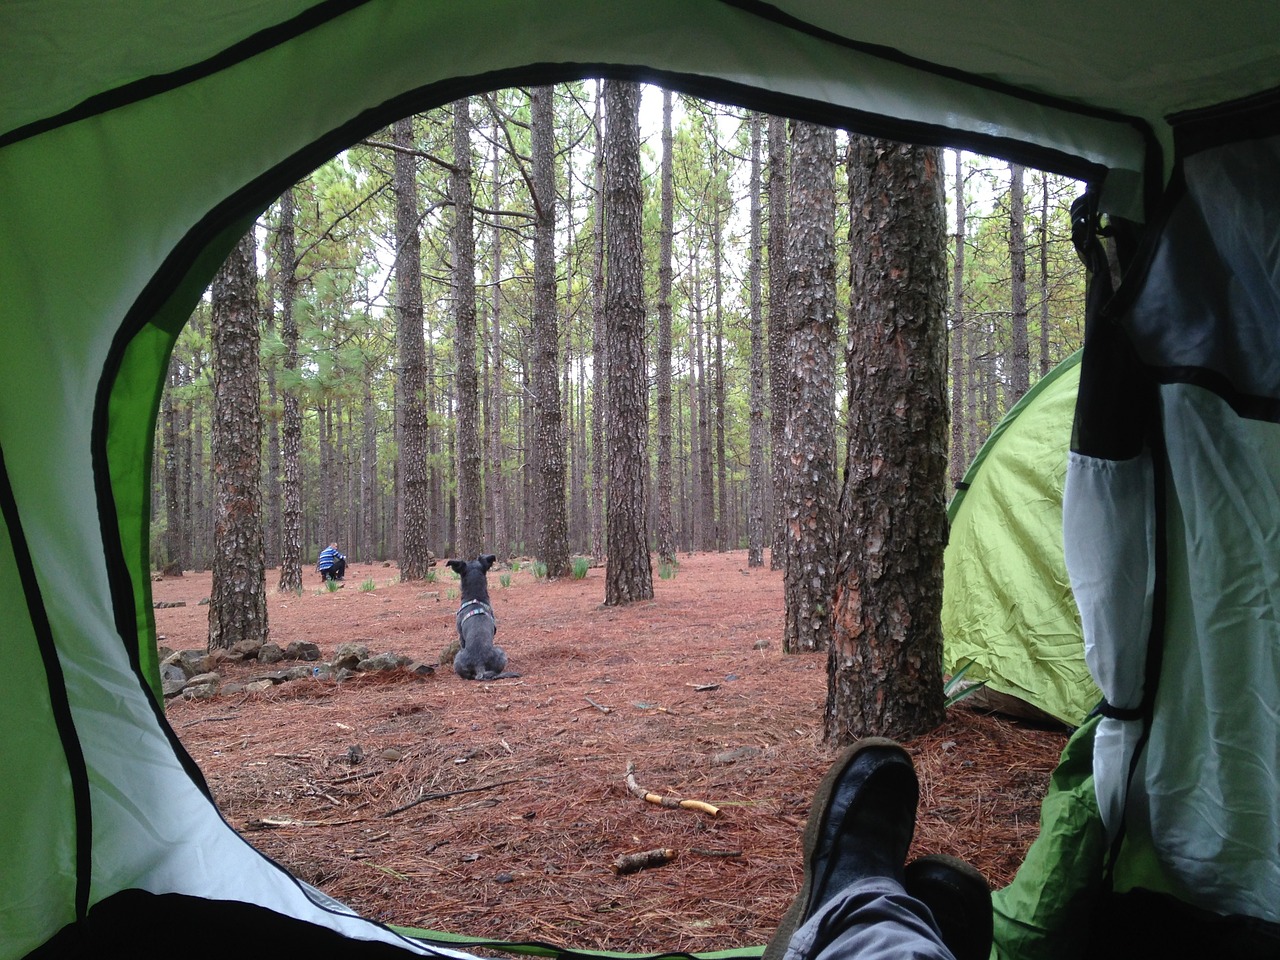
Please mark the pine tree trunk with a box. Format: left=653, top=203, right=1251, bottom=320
left=766, top=115, right=790, bottom=570
left=263, top=296, right=280, bottom=569
left=780, top=121, right=837, bottom=654
left=161, top=358, right=185, bottom=576
left=1039, top=173, right=1051, bottom=376
left=277, top=188, right=304, bottom=593
left=655, top=89, right=677, bottom=566
left=530, top=85, right=571, bottom=576
left=1008, top=162, right=1030, bottom=403
left=360, top=373, right=377, bottom=560
left=453, top=97, right=484, bottom=559
left=393, top=117, right=433, bottom=580
left=713, top=201, right=728, bottom=553
left=827, top=138, right=948, bottom=743
left=590, top=84, right=606, bottom=562
left=747, top=113, right=766, bottom=568
left=949, top=152, right=968, bottom=489
left=487, top=121, right=507, bottom=559
left=208, top=229, right=268, bottom=650
left=602, top=79, right=653, bottom=605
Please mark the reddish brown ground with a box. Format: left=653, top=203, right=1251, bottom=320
left=156, top=551, right=1068, bottom=955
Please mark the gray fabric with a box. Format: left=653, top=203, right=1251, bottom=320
left=782, top=878, right=953, bottom=960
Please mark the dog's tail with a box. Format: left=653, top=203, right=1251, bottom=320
left=480, top=671, right=522, bottom=681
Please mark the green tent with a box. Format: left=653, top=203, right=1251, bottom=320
left=943, top=351, right=1099, bottom=727
left=3, top=4, right=1279, bottom=958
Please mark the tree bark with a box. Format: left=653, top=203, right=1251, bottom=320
left=277, top=189, right=304, bottom=593
left=486, top=118, right=507, bottom=559
left=948, top=152, right=968, bottom=490
left=766, top=115, right=790, bottom=570
left=452, top=97, right=484, bottom=559
left=602, top=79, right=654, bottom=605
left=747, top=113, right=766, bottom=568
left=780, top=121, right=838, bottom=654
left=827, top=138, right=948, bottom=743
left=393, top=117, right=434, bottom=580
left=655, top=88, right=677, bottom=567
left=208, top=229, right=268, bottom=650
left=590, top=83, right=607, bottom=562
left=1008, top=162, right=1030, bottom=404
left=161, top=357, right=185, bottom=576
left=530, top=85, right=571, bottom=576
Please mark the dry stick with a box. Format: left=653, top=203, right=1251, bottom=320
left=613, top=848, right=677, bottom=875
left=584, top=696, right=612, bottom=713
left=381, top=775, right=549, bottom=818
left=624, top=761, right=720, bottom=816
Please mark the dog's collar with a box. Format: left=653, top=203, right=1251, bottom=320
left=456, top=598, right=495, bottom=629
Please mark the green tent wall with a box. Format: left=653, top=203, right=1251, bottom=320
left=3, top=3, right=1280, bottom=958
left=943, top=351, right=1100, bottom=727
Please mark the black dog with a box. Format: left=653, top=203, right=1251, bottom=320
left=448, top=554, right=520, bottom=681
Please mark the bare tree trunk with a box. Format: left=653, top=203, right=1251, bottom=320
left=694, top=270, right=714, bottom=551
left=602, top=79, right=653, bottom=605
left=360, top=372, right=377, bottom=560
left=208, top=229, right=267, bottom=650
left=655, top=88, right=677, bottom=567
left=487, top=118, right=507, bottom=559
left=713, top=196, right=728, bottom=552
left=949, top=151, right=968, bottom=489
left=452, top=97, right=484, bottom=559
left=590, top=84, right=606, bottom=561
left=530, top=85, right=571, bottom=576
left=1039, top=173, right=1052, bottom=376
left=827, top=138, right=948, bottom=743
left=747, top=113, right=766, bottom=568
left=766, top=115, right=790, bottom=570
left=161, top=358, right=185, bottom=576
left=780, top=121, right=837, bottom=654
left=1008, top=162, right=1030, bottom=403
left=393, top=117, right=433, bottom=580
left=277, top=188, right=304, bottom=593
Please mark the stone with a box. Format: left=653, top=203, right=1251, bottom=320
left=182, top=682, right=218, bottom=700
left=335, top=642, right=370, bottom=661
left=284, top=640, right=321, bottom=661
left=357, top=652, right=408, bottom=672
left=257, top=642, right=284, bottom=664
left=406, top=661, right=436, bottom=677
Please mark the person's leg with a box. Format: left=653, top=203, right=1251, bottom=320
left=764, top=739, right=988, bottom=960
left=335, top=557, right=346, bottom=580
left=782, top=876, right=953, bottom=960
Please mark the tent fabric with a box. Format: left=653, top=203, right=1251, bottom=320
left=1065, top=132, right=1280, bottom=925
left=3, top=3, right=1280, bottom=959
left=943, top=350, right=1101, bottom=726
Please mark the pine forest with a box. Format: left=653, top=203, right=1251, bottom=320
left=152, top=83, right=1086, bottom=580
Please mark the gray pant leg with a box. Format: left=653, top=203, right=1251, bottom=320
left=781, top=877, right=955, bottom=960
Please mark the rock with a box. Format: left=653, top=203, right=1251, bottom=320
left=753, top=638, right=771, bottom=650
left=406, top=661, right=436, bottom=677
left=182, top=682, right=218, bottom=700
left=229, top=639, right=262, bottom=660
left=335, top=642, right=370, bottom=661
left=439, top=638, right=461, bottom=666
left=346, top=745, right=364, bottom=765
left=186, top=671, right=220, bottom=688
left=161, top=651, right=195, bottom=680
left=257, top=643, right=284, bottom=664
left=284, top=640, right=321, bottom=661
left=242, top=679, right=275, bottom=695
left=160, top=661, right=189, bottom=687
left=198, top=597, right=210, bottom=606
left=331, top=652, right=362, bottom=671
left=161, top=677, right=187, bottom=698
left=335, top=667, right=358, bottom=682
left=358, top=652, right=409, bottom=672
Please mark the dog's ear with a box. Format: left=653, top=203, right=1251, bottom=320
left=480, top=554, right=496, bottom=571
left=448, top=559, right=467, bottom=575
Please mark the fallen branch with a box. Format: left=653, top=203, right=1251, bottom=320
left=613, top=848, right=677, bottom=875
left=381, top=776, right=548, bottom=818
left=624, top=762, right=720, bottom=817
left=584, top=696, right=613, bottom=713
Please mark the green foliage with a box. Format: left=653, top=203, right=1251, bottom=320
left=446, top=587, right=458, bottom=601
left=533, top=561, right=548, bottom=580
left=425, top=567, right=437, bottom=583
left=323, top=579, right=341, bottom=593
left=499, top=572, right=512, bottom=589
left=943, top=658, right=988, bottom=707
left=359, top=578, right=377, bottom=592
left=658, top=558, right=679, bottom=580
left=572, top=556, right=589, bottom=579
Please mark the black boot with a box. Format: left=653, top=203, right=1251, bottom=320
left=904, top=854, right=993, bottom=960
left=763, top=739, right=918, bottom=960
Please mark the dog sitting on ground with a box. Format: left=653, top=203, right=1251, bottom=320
left=449, top=554, right=520, bottom=681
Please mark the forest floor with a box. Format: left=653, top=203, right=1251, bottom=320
left=156, top=551, right=1069, bottom=956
